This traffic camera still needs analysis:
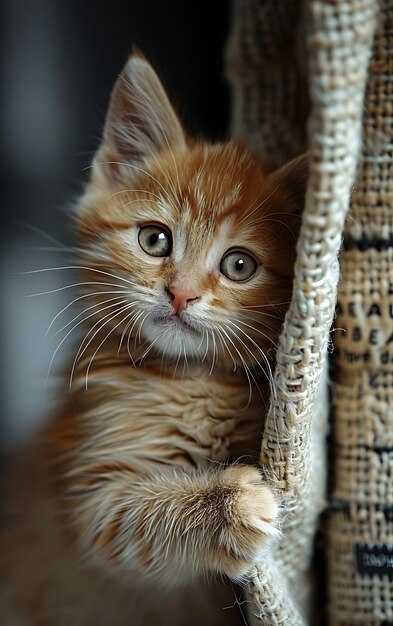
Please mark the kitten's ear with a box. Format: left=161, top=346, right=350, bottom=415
left=94, top=51, right=187, bottom=184
left=268, top=153, right=309, bottom=215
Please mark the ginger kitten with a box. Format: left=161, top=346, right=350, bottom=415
left=0, top=53, right=308, bottom=626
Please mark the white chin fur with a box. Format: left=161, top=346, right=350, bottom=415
left=141, top=316, right=208, bottom=360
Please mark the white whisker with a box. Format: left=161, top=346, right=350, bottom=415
left=22, top=281, right=128, bottom=299
left=47, top=298, right=131, bottom=382
left=49, top=296, right=129, bottom=339
left=226, top=322, right=274, bottom=398
left=136, top=311, right=150, bottom=347
left=215, top=327, right=237, bottom=372
left=173, top=345, right=182, bottom=379
left=69, top=301, right=137, bottom=388
left=17, top=265, right=137, bottom=288
left=127, top=311, right=145, bottom=363
left=84, top=306, right=140, bottom=388
left=118, top=310, right=138, bottom=358
left=45, top=290, right=128, bottom=337
left=138, top=333, right=160, bottom=366
left=182, top=345, right=188, bottom=380
left=237, top=310, right=284, bottom=323
left=222, top=326, right=256, bottom=408
left=231, top=318, right=278, bottom=350
left=240, top=301, right=291, bottom=310
left=201, top=328, right=209, bottom=364
left=209, top=329, right=218, bottom=376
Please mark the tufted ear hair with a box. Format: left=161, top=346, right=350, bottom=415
left=94, top=51, right=187, bottom=184
left=268, top=153, right=309, bottom=215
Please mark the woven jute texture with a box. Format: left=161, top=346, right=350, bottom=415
left=227, top=1, right=377, bottom=624
left=328, top=3, right=393, bottom=625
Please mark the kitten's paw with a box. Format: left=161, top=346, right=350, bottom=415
left=217, top=465, right=280, bottom=580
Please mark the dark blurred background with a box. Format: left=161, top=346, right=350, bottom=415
left=1, top=0, right=230, bottom=450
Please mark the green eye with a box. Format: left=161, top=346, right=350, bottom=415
left=220, top=250, right=258, bottom=282
left=138, top=224, right=172, bottom=257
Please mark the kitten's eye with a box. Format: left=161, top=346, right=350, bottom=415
left=220, top=250, right=258, bottom=282
left=138, top=224, right=172, bottom=257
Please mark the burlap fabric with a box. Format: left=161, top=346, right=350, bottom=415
left=227, top=1, right=379, bottom=624
left=329, top=4, right=393, bottom=625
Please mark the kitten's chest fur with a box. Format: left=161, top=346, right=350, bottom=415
left=74, top=355, right=268, bottom=470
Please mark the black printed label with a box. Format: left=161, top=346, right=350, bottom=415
left=334, top=292, right=393, bottom=370
left=343, top=234, right=393, bottom=252
left=355, top=544, right=393, bottom=580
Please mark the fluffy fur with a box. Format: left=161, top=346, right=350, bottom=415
left=0, top=53, right=308, bottom=625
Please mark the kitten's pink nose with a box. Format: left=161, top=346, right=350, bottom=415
left=167, top=283, right=200, bottom=315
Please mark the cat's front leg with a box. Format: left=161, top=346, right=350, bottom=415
left=71, top=464, right=279, bottom=586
